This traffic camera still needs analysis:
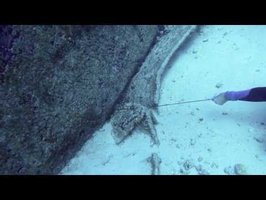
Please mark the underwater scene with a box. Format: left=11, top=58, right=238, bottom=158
left=1, top=25, right=266, bottom=175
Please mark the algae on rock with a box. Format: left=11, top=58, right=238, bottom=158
left=0, top=25, right=159, bottom=174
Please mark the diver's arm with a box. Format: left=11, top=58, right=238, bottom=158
left=213, top=87, right=266, bottom=105
left=225, top=89, right=251, bottom=101
left=237, top=87, right=266, bottom=101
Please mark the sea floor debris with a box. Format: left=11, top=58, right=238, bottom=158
left=111, top=103, right=159, bottom=146
left=147, top=153, right=162, bottom=175
left=110, top=25, right=198, bottom=146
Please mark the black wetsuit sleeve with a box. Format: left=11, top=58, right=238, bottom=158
left=240, top=87, right=266, bottom=102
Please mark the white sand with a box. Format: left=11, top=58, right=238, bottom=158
left=61, top=25, right=266, bottom=175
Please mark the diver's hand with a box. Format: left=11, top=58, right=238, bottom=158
left=212, top=92, right=228, bottom=105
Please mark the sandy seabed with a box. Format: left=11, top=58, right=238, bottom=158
left=61, top=25, right=266, bottom=175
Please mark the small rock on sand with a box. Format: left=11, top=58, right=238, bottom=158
left=199, top=118, right=204, bottom=122
left=211, top=162, right=219, bottom=169
left=195, top=165, right=210, bottom=175
left=215, top=83, right=223, bottom=88
left=234, top=164, right=247, bottom=175
left=198, top=156, right=203, bottom=162
left=224, top=166, right=234, bottom=175
left=183, top=160, right=195, bottom=171
left=254, top=136, right=264, bottom=143
left=190, top=139, right=196, bottom=146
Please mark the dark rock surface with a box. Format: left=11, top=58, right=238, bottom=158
left=0, top=25, right=158, bottom=174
